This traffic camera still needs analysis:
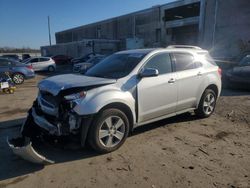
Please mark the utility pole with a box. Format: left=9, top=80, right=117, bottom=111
left=48, top=16, right=52, bottom=46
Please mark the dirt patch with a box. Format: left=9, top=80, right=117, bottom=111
left=0, top=74, right=249, bottom=188
left=0, top=108, right=29, bottom=116
left=215, top=131, right=231, bottom=140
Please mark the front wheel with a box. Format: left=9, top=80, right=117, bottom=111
left=12, top=73, right=24, bottom=84
left=87, top=109, right=129, bottom=153
left=195, top=89, right=217, bottom=118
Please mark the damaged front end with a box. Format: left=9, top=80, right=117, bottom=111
left=7, top=90, right=86, bottom=165
left=7, top=74, right=116, bottom=164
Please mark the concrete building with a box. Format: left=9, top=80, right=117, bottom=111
left=41, top=0, right=250, bottom=59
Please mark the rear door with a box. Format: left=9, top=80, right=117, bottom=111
left=172, top=52, right=203, bottom=112
left=137, top=52, right=177, bottom=123
left=38, top=57, right=50, bottom=70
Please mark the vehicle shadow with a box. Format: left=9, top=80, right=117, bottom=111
left=0, top=126, right=97, bottom=181
left=132, top=112, right=197, bottom=136
left=0, top=112, right=196, bottom=181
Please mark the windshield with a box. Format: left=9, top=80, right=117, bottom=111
left=85, top=53, right=146, bottom=79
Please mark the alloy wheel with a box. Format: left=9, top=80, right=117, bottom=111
left=13, top=74, right=24, bottom=84
left=203, top=93, right=216, bottom=115
left=98, top=116, right=125, bottom=148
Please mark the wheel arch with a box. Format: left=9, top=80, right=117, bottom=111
left=196, top=83, right=220, bottom=109
left=206, top=84, right=219, bottom=97
left=99, top=102, right=135, bottom=132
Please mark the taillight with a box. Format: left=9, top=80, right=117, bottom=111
left=218, top=67, right=222, bottom=77
left=26, top=65, right=33, bottom=70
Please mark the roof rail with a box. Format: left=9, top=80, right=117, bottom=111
left=167, top=45, right=202, bottom=50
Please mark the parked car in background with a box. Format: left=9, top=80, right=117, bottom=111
left=224, top=55, right=250, bottom=89
left=0, top=57, right=35, bottom=84
left=52, top=55, right=72, bottom=65
left=71, top=53, right=101, bottom=65
left=9, top=46, right=222, bottom=164
left=23, top=57, right=56, bottom=72
left=22, top=54, right=31, bottom=61
left=1, top=54, right=20, bottom=62
left=73, top=55, right=106, bottom=73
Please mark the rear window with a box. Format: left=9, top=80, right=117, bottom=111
left=197, top=52, right=217, bottom=66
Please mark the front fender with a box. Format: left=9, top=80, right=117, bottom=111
left=73, top=88, right=136, bottom=123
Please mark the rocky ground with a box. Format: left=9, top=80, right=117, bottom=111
left=0, top=70, right=249, bottom=188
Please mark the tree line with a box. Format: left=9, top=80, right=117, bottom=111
left=0, top=47, right=40, bottom=53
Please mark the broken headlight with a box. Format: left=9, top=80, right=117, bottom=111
left=64, top=91, right=86, bottom=101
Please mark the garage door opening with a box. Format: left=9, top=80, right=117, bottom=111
left=163, top=2, right=200, bottom=22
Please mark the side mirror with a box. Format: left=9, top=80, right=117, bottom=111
left=139, top=68, right=159, bottom=78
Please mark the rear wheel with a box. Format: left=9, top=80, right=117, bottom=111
left=48, top=66, right=55, bottom=72
left=195, top=89, right=217, bottom=118
left=87, top=108, right=129, bottom=153
left=12, top=73, right=24, bottom=84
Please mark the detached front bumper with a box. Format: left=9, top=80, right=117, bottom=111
left=7, top=137, right=54, bottom=164
left=7, top=106, right=57, bottom=165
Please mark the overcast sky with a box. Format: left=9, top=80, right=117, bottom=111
left=0, top=0, right=176, bottom=49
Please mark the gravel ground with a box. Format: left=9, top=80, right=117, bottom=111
left=0, top=70, right=249, bottom=188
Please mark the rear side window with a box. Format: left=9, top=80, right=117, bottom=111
left=173, top=53, right=195, bottom=71
left=144, top=53, right=172, bottom=75
left=39, top=58, right=50, bottom=62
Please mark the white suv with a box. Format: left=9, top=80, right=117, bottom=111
left=9, top=46, right=221, bottom=163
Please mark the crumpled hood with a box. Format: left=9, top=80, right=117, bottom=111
left=38, top=74, right=116, bottom=96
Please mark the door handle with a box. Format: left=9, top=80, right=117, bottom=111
left=197, top=72, right=202, bottom=76
left=168, top=78, right=175, bottom=83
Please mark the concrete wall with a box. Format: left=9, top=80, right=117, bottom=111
left=44, top=0, right=250, bottom=60
left=202, top=0, right=250, bottom=59
left=55, top=6, right=161, bottom=48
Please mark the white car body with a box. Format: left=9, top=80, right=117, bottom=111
left=23, top=57, right=56, bottom=72
left=8, top=46, right=222, bottom=163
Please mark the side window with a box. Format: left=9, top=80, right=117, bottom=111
left=39, top=58, right=49, bottom=62
left=0, top=59, right=10, bottom=67
left=173, top=53, right=196, bottom=71
left=144, top=53, right=172, bottom=75
left=30, top=58, right=39, bottom=63
left=240, top=56, right=250, bottom=66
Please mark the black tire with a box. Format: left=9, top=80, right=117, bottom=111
left=87, top=108, right=129, bottom=154
left=48, top=66, right=55, bottom=72
left=195, top=89, right=217, bottom=118
left=12, top=73, right=24, bottom=84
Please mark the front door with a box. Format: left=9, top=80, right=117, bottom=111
left=137, top=52, right=177, bottom=123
